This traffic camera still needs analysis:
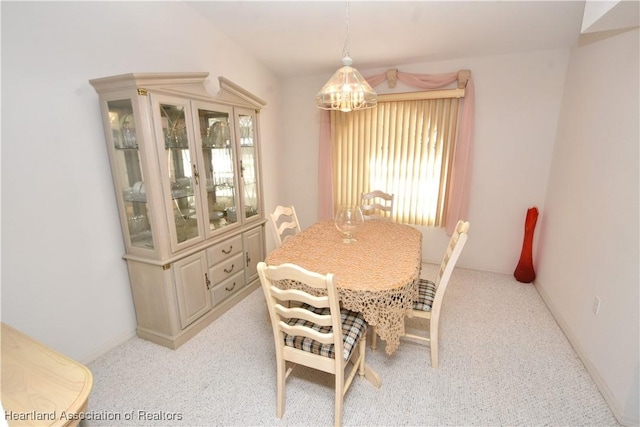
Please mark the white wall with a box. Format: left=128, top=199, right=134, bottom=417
left=279, top=49, right=570, bottom=272
left=1, top=1, right=282, bottom=362
left=536, top=28, right=639, bottom=425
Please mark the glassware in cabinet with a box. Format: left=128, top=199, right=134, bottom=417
left=236, top=109, right=261, bottom=222
left=156, top=100, right=202, bottom=247
left=107, top=98, right=154, bottom=249
left=196, top=103, right=239, bottom=234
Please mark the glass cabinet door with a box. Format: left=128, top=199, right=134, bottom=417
left=236, top=109, right=260, bottom=221
left=158, top=101, right=202, bottom=246
left=107, top=99, right=154, bottom=249
left=196, top=104, right=239, bottom=234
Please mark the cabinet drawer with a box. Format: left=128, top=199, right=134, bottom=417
left=210, top=253, right=244, bottom=284
left=212, top=271, right=245, bottom=306
left=207, top=235, right=243, bottom=266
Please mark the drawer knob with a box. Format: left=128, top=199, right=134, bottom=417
left=205, top=273, right=212, bottom=290
left=224, top=264, right=235, bottom=274
left=221, top=246, right=233, bottom=255
left=225, top=282, right=236, bottom=292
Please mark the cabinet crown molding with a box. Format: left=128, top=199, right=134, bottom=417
left=218, top=77, right=267, bottom=110
left=90, top=72, right=209, bottom=95
left=90, top=73, right=266, bottom=111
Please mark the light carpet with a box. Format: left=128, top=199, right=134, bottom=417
left=86, top=264, right=619, bottom=426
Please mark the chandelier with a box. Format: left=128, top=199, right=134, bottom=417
left=316, top=2, right=377, bottom=112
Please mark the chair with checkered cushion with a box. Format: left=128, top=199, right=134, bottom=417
left=270, top=205, right=301, bottom=247
left=403, top=220, right=469, bottom=368
left=257, top=262, right=368, bottom=427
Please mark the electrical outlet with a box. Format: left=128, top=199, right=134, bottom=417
left=592, top=296, right=601, bottom=315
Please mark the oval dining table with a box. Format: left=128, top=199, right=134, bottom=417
left=265, top=219, right=423, bottom=385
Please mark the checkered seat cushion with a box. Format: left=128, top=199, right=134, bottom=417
left=413, top=279, right=437, bottom=312
left=284, top=305, right=367, bottom=362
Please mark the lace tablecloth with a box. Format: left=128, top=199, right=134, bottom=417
left=265, top=219, right=422, bottom=354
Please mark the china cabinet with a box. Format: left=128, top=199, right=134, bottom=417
left=90, top=73, right=266, bottom=349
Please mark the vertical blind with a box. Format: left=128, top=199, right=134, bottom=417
left=331, top=95, right=461, bottom=226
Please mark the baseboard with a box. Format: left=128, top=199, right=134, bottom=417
left=535, top=279, right=638, bottom=426
left=620, top=412, right=640, bottom=427
left=78, top=329, right=137, bottom=365
left=421, top=258, right=513, bottom=276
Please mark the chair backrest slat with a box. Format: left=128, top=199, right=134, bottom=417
left=279, top=321, right=335, bottom=345
left=274, top=305, right=333, bottom=326
left=270, top=286, right=329, bottom=307
left=361, top=190, right=394, bottom=220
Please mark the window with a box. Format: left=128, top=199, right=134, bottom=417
left=331, top=89, right=464, bottom=226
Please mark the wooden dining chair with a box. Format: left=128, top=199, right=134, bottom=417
left=257, top=262, right=368, bottom=427
left=405, top=220, right=470, bottom=367
left=269, top=205, right=301, bottom=247
left=361, top=190, right=394, bottom=220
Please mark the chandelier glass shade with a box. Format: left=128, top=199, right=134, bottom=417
left=316, top=3, right=377, bottom=112
left=316, top=56, right=377, bottom=112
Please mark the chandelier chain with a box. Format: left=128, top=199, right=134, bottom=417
left=342, top=1, right=350, bottom=58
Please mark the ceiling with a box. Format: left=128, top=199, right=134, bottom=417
left=187, top=1, right=587, bottom=78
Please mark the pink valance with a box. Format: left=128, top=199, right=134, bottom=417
left=317, top=69, right=474, bottom=235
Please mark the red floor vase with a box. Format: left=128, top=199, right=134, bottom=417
left=514, top=207, right=539, bottom=283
